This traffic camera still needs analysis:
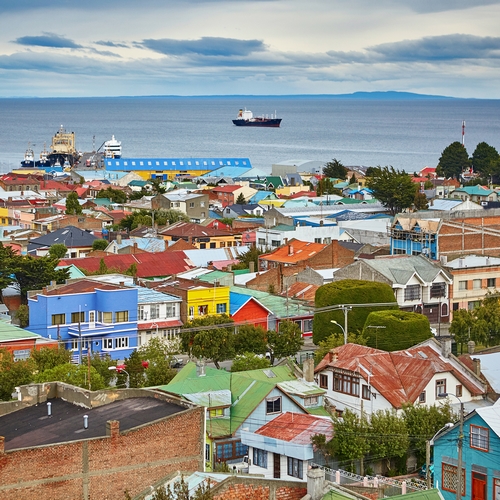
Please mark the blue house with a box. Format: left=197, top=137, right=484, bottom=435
left=433, top=405, right=500, bottom=499
left=28, top=279, right=138, bottom=360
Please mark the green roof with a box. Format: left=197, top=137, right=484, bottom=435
left=322, top=487, right=443, bottom=500
left=0, top=323, right=40, bottom=342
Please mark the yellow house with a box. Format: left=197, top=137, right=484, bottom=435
left=0, top=207, right=9, bottom=226
left=185, top=284, right=230, bottom=320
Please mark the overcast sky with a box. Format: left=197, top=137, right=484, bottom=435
left=1, top=0, right=500, bottom=98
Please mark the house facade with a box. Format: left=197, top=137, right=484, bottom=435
left=28, top=279, right=138, bottom=360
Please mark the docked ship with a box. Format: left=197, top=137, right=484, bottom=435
left=20, top=143, right=35, bottom=167
left=36, top=143, right=51, bottom=168
left=47, top=125, right=80, bottom=167
left=232, top=108, right=282, bottom=127
left=103, top=135, right=122, bottom=158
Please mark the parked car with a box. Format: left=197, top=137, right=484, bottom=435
left=170, top=356, right=184, bottom=369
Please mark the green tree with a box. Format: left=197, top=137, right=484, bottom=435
left=473, top=295, right=500, bottom=347
left=349, top=173, right=357, bottom=185
left=413, top=191, right=428, bottom=211
left=15, top=304, right=30, bottom=327
left=97, top=187, right=127, bottom=204
left=267, top=320, right=304, bottom=365
left=48, top=243, right=68, bottom=259
left=323, top=158, right=347, bottom=179
left=30, top=346, right=72, bottom=372
left=180, top=315, right=235, bottom=369
left=0, top=348, right=34, bottom=401
left=138, top=336, right=178, bottom=386
left=92, top=239, right=109, bottom=251
left=316, top=178, right=340, bottom=197
left=437, top=142, right=470, bottom=180
left=0, top=243, right=19, bottom=300
left=13, top=255, right=70, bottom=303
left=65, top=191, right=82, bottom=215
left=471, top=142, right=500, bottom=179
left=449, top=308, right=474, bottom=354
left=35, top=363, right=106, bottom=390
left=369, top=410, right=409, bottom=474
left=150, top=178, right=167, bottom=195
left=89, top=353, right=115, bottom=386
left=155, top=209, right=190, bottom=226
left=98, top=258, right=108, bottom=274
left=122, top=350, right=147, bottom=388
left=231, top=246, right=264, bottom=271
left=233, top=324, right=268, bottom=355
left=365, top=166, right=417, bottom=215
left=236, top=192, right=246, bottom=205
left=231, top=352, right=272, bottom=372
left=331, top=409, right=371, bottom=474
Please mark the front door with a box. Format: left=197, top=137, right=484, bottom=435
left=472, top=472, right=487, bottom=500
left=89, top=310, right=95, bottom=328
left=273, top=453, right=280, bottom=479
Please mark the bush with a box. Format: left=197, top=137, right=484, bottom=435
left=363, top=310, right=432, bottom=351
left=313, top=280, right=398, bottom=344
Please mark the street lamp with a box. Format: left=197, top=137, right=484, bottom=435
left=426, top=422, right=454, bottom=489
left=331, top=320, right=347, bottom=345
left=439, top=392, right=464, bottom=499
left=109, top=366, right=130, bottom=388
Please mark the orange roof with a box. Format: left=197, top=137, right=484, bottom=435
left=260, top=239, right=326, bottom=264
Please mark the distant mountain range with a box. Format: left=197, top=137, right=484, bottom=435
left=329, top=91, right=455, bottom=100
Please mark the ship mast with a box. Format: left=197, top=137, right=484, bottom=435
left=461, top=120, right=466, bottom=147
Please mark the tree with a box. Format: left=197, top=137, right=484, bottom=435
left=471, top=142, right=500, bottom=179
left=92, top=239, right=109, bottom=251
left=231, top=246, right=264, bottom=271
left=437, top=142, right=470, bottom=180
left=472, top=295, right=500, bottom=347
left=122, top=350, right=147, bottom=388
left=0, top=348, right=34, bottom=401
left=155, top=209, right=190, bottom=226
left=413, top=191, right=428, bottom=211
left=231, top=352, right=271, bottom=372
left=236, top=192, right=246, bottom=205
left=365, top=166, right=417, bottom=215
left=65, top=191, right=82, bottom=215
left=15, top=304, right=29, bottom=327
left=13, top=255, right=70, bottom=303
left=35, top=363, right=106, bottom=390
left=97, top=187, right=127, bottom=204
left=316, top=178, right=340, bottom=196
left=0, top=243, right=19, bottom=299
left=89, top=353, right=115, bottom=386
left=180, top=315, right=235, bottom=369
left=233, top=324, right=268, bottom=356
left=323, top=158, right=347, bottom=179
left=48, top=243, right=68, bottom=259
left=138, top=336, right=178, bottom=386
left=449, top=308, right=474, bottom=354
left=267, top=320, right=303, bottom=365
left=30, top=346, right=72, bottom=373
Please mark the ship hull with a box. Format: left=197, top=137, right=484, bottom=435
left=232, top=118, right=282, bottom=127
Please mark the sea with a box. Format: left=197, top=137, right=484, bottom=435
left=1, top=95, right=499, bottom=175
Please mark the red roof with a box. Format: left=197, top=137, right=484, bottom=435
left=255, top=412, right=333, bottom=443
left=39, top=180, right=72, bottom=191
left=138, top=320, right=183, bottom=330
left=315, top=342, right=484, bottom=409
left=260, top=239, right=326, bottom=265
left=59, top=250, right=195, bottom=278
left=40, top=279, right=124, bottom=296
left=159, top=221, right=238, bottom=237
left=211, top=185, right=241, bottom=193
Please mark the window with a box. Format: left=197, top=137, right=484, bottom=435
left=362, top=385, right=371, bottom=400
left=405, top=284, right=420, bottom=301
left=209, top=408, right=225, bottom=418
left=205, top=444, right=211, bottom=462
left=235, top=441, right=248, bottom=457
left=470, top=425, right=489, bottom=451
left=468, top=300, right=481, bottom=310
left=258, top=238, right=266, bottom=245
left=189, top=202, right=195, bottom=208
left=456, top=384, right=462, bottom=397
left=115, top=337, right=129, bottom=349
left=210, top=242, right=216, bottom=249
left=71, top=311, right=85, bottom=323
left=266, top=396, right=281, bottom=414
left=494, top=478, right=500, bottom=500
left=442, top=462, right=465, bottom=494
left=51, top=313, right=66, bottom=325
left=189, top=306, right=194, bottom=317
left=165, top=303, right=176, bottom=317
left=138, top=305, right=145, bottom=320
left=216, top=303, right=227, bottom=314
left=198, top=305, right=208, bottom=316
left=487, top=277, right=496, bottom=288
left=103, top=338, right=113, bottom=349
left=303, top=396, right=318, bottom=406
left=419, top=391, right=426, bottom=403
left=430, top=282, right=446, bottom=298
left=473, top=279, right=482, bottom=290
left=215, top=441, right=247, bottom=461
left=319, top=374, right=328, bottom=389
left=149, top=304, right=159, bottom=320
left=458, top=281, right=468, bottom=291
left=333, top=371, right=360, bottom=397
left=253, top=448, right=267, bottom=468
left=115, top=311, right=129, bottom=323
left=101, top=311, right=112, bottom=324
left=303, top=319, right=313, bottom=332
left=287, top=457, right=303, bottom=479
left=436, top=379, right=446, bottom=398
left=271, top=240, right=280, bottom=247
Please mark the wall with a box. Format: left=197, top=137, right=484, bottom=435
left=0, top=404, right=204, bottom=500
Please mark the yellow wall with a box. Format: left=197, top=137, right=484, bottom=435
left=186, top=286, right=230, bottom=318
left=134, top=169, right=210, bottom=181
left=0, top=207, right=9, bottom=226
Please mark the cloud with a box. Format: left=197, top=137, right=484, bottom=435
left=95, top=40, right=130, bottom=49
left=139, top=37, right=266, bottom=57
left=13, top=33, right=82, bottom=49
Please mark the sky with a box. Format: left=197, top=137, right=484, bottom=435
left=1, top=0, right=500, bottom=98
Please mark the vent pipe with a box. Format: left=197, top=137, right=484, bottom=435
left=84, top=415, right=89, bottom=429
left=47, top=402, right=52, bottom=417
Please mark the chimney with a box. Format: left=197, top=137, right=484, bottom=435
left=288, top=244, right=294, bottom=256
left=249, top=261, right=255, bottom=273
left=307, top=466, right=325, bottom=500
left=472, top=357, right=481, bottom=376
left=116, top=234, right=122, bottom=245
left=106, top=420, right=120, bottom=439
left=303, top=357, right=314, bottom=383
left=442, top=339, right=452, bottom=358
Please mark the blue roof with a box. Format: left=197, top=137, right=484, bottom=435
left=230, top=292, right=252, bottom=315
left=202, top=165, right=253, bottom=177
left=104, top=158, right=252, bottom=172
left=249, top=191, right=277, bottom=203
